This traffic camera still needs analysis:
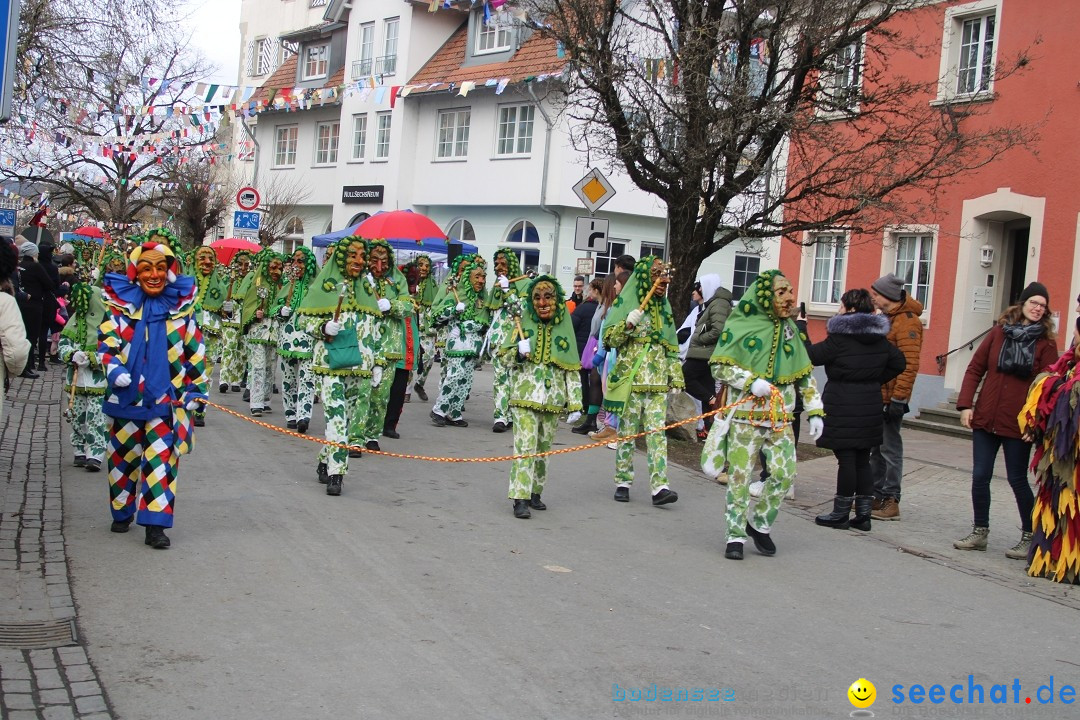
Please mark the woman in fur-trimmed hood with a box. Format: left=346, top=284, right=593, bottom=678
left=801, top=289, right=906, bottom=531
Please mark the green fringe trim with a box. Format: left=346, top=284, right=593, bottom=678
left=63, top=385, right=106, bottom=396
left=311, top=366, right=372, bottom=378
left=510, top=400, right=575, bottom=414
left=444, top=350, right=479, bottom=358
left=733, top=409, right=795, bottom=422
left=277, top=350, right=313, bottom=360
left=708, top=357, right=813, bottom=386
left=297, top=306, right=379, bottom=318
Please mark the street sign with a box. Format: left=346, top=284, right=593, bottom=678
left=236, top=186, right=260, bottom=211
left=0, top=208, right=14, bottom=236
left=233, top=210, right=261, bottom=230
left=0, top=0, right=20, bottom=123
left=575, top=257, right=595, bottom=276
left=572, top=168, right=616, bottom=214
left=574, top=217, right=609, bottom=252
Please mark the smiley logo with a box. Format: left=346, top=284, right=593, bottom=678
left=848, top=678, right=876, bottom=709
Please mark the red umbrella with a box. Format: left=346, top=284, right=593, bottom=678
left=73, top=225, right=105, bottom=238
left=209, top=237, right=261, bottom=265
left=355, top=210, right=446, bottom=244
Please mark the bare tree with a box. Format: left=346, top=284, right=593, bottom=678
left=522, top=0, right=1035, bottom=318
left=256, top=174, right=312, bottom=248
left=168, top=162, right=237, bottom=248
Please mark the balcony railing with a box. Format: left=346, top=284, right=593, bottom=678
left=351, top=58, right=372, bottom=79
left=376, top=54, right=397, bottom=76
left=351, top=55, right=397, bottom=78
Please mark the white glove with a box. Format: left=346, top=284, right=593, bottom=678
left=497, top=275, right=510, bottom=290
left=455, top=302, right=466, bottom=313
left=750, top=378, right=773, bottom=398
left=566, top=411, right=582, bottom=424
left=280, top=306, right=292, bottom=318
left=324, top=320, right=341, bottom=337
left=185, top=399, right=202, bottom=411
left=377, top=298, right=392, bottom=313
left=71, top=350, right=90, bottom=367
left=371, top=366, right=383, bottom=388
left=518, top=338, right=531, bottom=355
left=113, top=372, right=132, bottom=388
left=808, top=416, right=824, bottom=440
left=626, top=309, right=645, bottom=327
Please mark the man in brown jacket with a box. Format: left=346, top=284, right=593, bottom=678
left=868, top=273, right=924, bottom=520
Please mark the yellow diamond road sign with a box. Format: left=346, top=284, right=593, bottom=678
left=573, top=169, right=616, bottom=214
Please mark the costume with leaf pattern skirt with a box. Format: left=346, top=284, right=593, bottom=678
left=275, top=246, right=318, bottom=426
left=241, top=251, right=284, bottom=412
left=487, top=248, right=532, bottom=426
left=59, top=281, right=109, bottom=465
left=219, top=250, right=254, bottom=389
left=431, top=258, right=490, bottom=421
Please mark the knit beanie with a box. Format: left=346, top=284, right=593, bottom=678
left=871, top=273, right=904, bottom=302
left=19, top=241, right=38, bottom=258
left=1019, top=281, right=1049, bottom=306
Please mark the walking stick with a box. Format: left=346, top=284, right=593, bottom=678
left=64, top=366, right=77, bottom=422
left=638, top=263, right=674, bottom=312
left=507, top=270, right=536, bottom=284
left=324, top=284, right=347, bottom=343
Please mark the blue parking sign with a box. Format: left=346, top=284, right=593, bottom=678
left=233, top=211, right=261, bottom=230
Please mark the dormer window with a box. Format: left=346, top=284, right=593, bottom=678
left=302, top=42, right=330, bottom=80
left=476, top=11, right=513, bottom=54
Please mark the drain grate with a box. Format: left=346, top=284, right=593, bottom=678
left=0, top=619, right=77, bottom=648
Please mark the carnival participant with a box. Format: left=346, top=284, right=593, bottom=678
left=98, top=241, right=207, bottom=549
left=486, top=248, right=531, bottom=433
left=219, top=250, right=253, bottom=393
left=59, top=272, right=110, bottom=471
left=297, top=237, right=381, bottom=496
left=411, top=254, right=438, bottom=401
left=704, top=270, right=824, bottom=560
left=191, top=246, right=227, bottom=426
left=275, top=246, right=319, bottom=433
left=241, top=252, right=285, bottom=416
left=504, top=276, right=582, bottom=518
left=602, top=257, right=684, bottom=506
left=430, top=259, right=490, bottom=427
left=355, top=239, right=412, bottom=452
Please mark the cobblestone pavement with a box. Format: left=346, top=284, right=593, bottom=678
left=0, top=367, right=114, bottom=720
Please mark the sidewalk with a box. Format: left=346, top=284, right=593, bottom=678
left=0, top=366, right=112, bottom=720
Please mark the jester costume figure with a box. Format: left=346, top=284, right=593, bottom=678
left=192, top=246, right=227, bottom=425
left=99, top=242, right=208, bottom=549
left=430, top=260, right=490, bottom=427
left=602, top=257, right=685, bottom=506
left=354, top=240, right=413, bottom=451
left=59, top=279, right=109, bottom=472
left=486, top=248, right=531, bottom=433
left=241, top=252, right=284, bottom=415
left=1019, top=342, right=1080, bottom=583
left=419, top=253, right=474, bottom=395
left=410, top=255, right=438, bottom=400
left=503, top=276, right=582, bottom=518
left=703, top=270, right=824, bottom=561
left=297, top=237, right=382, bottom=496
left=275, top=247, right=318, bottom=433
left=219, top=250, right=253, bottom=392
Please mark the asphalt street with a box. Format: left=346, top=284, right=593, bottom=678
left=57, top=367, right=1079, bottom=720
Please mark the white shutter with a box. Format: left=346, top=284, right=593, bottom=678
left=245, top=40, right=256, bottom=76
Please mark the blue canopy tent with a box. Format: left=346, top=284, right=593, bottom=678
left=310, top=222, right=477, bottom=255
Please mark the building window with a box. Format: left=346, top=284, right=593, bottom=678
left=937, top=1, right=999, bottom=101
left=273, top=125, right=298, bottom=167
left=810, top=234, right=847, bottom=304
left=381, top=18, right=399, bottom=76
left=894, top=233, right=934, bottom=307
left=302, top=43, right=329, bottom=80
left=314, top=121, right=339, bottom=165
left=496, top=104, right=534, bottom=156
left=375, top=112, right=392, bottom=159
left=956, top=13, right=994, bottom=94
left=819, top=41, right=861, bottom=113
left=353, top=22, right=375, bottom=78
left=351, top=115, right=367, bottom=161
left=446, top=219, right=476, bottom=245
left=436, top=109, right=470, bottom=159
left=505, top=220, right=540, bottom=273
left=594, top=239, right=628, bottom=277
left=476, top=12, right=513, bottom=54
left=255, top=37, right=274, bottom=76
left=640, top=243, right=665, bottom=261
left=347, top=212, right=370, bottom=227
left=732, top=254, right=761, bottom=299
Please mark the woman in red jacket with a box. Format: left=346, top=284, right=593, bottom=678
left=954, top=282, right=1059, bottom=558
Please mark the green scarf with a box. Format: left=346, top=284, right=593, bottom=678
left=192, top=248, right=229, bottom=313
left=436, top=257, right=491, bottom=326
left=61, top=282, right=108, bottom=351
left=486, top=248, right=530, bottom=309
left=297, top=237, right=382, bottom=317
left=504, top=275, right=581, bottom=371
left=272, top=246, right=318, bottom=313
left=413, top=254, right=438, bottom=307
left=603, top=257, right=679, bottom=351
left=709, top=269, right=812, bottom=384
left=241, top=252, right=284, bottom=330
left=431, top=253, right=476, bottom=310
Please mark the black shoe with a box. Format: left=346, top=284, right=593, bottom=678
left=49, top=354, right=63, bottom=364
left=348, top=446, right=363, bottom=458
left=365, top=440, right=381, bottom=452
left=746, top=523, right=776, bottom=556
left=262, top=406, right=272, bottom=414
left=447, top=417, right=468, bottom=428
left=296, top=419, right=309, bottom=434
left=652, top=488, right=679, bottom=506
left=219, top=383, right=228, bottom=393
left=84, top=458, right=101, bottom=473
left=413, top=383, right=428, bottom=402
left=110, top=518, right=133, bottom=533
left=724, top=542, right=744, bottom=560
left=37, top=362, right=47, bottom=371
left=849, top=495, right=874, bottom=532
left=317, top=462, right=329, bottom=484
left=287, top=420, right=297, bottom=429
left=492, top=421, right=508, bottom=433
left=382, top=428, right=400, bottom=439
left=614, top=486, right=630, bottom=502
left=530, top=493, right=546, bottom=510
left=430, top=411, right=447, bottom=427
left=74, top=455, right=86, bottom=468
left=273, top=384, right=279, bottom=394
left=230, top=384, right=241, bottom=392
left=20, top=369, right=38, bottom=379
left=242, top=388, right=250, bottom=401
left=250, top=407, right=262, bottom=417
left=193, top=415, right=205, bottom=427
left=572, top=417, right=598, bottom=435
left=326, top=474, right=342, bottom=496
left=513, top=499, right=531, bottom=519
left=144, top=526, right=171, bottom=549
left=815, top=495, right=853, bottom=529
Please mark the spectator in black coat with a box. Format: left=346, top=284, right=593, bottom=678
left=16, top=239, right=55, bottom=374
left=801, top=289, right=906, bottom=531
left=570, top=278, right=602, bottom=431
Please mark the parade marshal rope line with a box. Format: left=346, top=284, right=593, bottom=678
left=200, top=388, right=787, bottom=463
